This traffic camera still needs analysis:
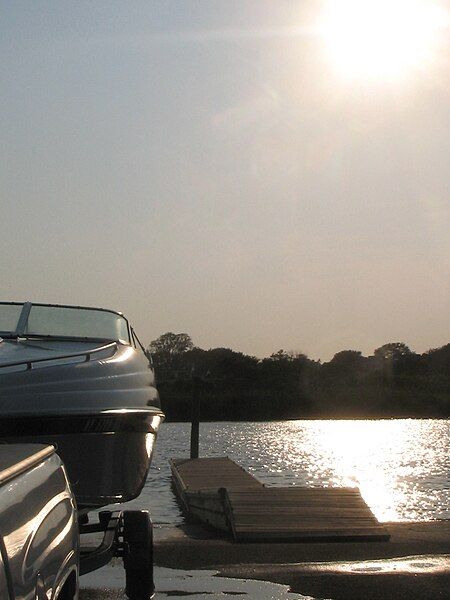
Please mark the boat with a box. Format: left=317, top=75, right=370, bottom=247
left=0, top=301, right=164, bottom=512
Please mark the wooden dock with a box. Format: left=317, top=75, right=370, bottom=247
left=170, top=457, right=390, bottom=542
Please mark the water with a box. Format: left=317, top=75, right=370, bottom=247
left=118, top=419, right=449, bottom=525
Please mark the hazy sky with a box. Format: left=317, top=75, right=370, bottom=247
left=2, top=1, right=449, bottom=360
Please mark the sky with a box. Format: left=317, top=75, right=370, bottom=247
left=1, top=1, right=449, bottom=361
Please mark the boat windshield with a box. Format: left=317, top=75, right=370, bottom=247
left=0, top=303, right=130, bottom=344
left=0, top=304, right=23, bottom=334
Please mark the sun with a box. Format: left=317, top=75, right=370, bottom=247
left=320, top=0, right=447, bottom=81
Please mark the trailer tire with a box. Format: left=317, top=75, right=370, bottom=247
left=122, top=511, right=154, bottom=600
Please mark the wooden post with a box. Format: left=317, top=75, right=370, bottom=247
left=190, top=376, right=201, bottom=459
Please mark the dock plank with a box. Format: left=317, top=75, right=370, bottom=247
left=171, top=457, right=262, bottom=491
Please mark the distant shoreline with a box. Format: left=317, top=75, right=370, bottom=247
left=163, top=415, right=450, bottom=423
left=152, top=338, right=450, bottom=422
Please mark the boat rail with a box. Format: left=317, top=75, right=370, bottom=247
left=0, top=341, right=117, bottom=371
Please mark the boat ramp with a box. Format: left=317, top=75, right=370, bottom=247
left=170, top=457, right=390, bottom=542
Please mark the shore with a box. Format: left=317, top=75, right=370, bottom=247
left=154, top=521, right=450, bottom=599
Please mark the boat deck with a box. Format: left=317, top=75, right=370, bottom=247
left=170, top=457, right=390, bottom=542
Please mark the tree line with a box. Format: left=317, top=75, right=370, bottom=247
left=147, top=333, right=450, bottom=421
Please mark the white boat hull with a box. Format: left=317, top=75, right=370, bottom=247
left=0, top=305, right=165, bottom=512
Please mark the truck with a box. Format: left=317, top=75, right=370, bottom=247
left=0, top=444, right=79, bottom=599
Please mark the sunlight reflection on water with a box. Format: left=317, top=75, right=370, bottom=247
left=118, top=419, right=449, bottom=524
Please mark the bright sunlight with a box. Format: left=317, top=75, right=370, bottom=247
left=320, top=0, right=447, bottom=81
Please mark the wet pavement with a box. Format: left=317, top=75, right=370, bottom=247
left=80, top=563, right=316, bottom=599
left=220, top=554, right=450, bottom=600
left=80, top=554, right=450, bottom=600
left=80, top=522, right=450, bottom=599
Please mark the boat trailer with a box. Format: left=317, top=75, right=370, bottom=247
left=80, top=509, right=154, bottom=599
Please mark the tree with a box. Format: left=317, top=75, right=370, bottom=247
left=323, top=350, right=367, bottom=388
left=373, top=342, right=414, bottom=385
left=268, top=350, right=301, bottom=362
left=374, top=342, right=412, bottom=362
left=330, top=350, right=363, bottom=366
left=148, top=332, right=193, bottom=379
left=206, top=348, right=259, bottom=380
left=149, top=332, right=193, bottom=356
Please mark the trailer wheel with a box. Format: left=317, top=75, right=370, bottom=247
left=122, top=510, right=154, bottom=600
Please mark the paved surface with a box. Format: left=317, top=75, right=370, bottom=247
left=154, top=521, right=450, bottom=567
left=80, top=557, right=450, bottom=600
left=80, top=563, right=312, bottom=599
left=80, top=521, right=450, bottom=599
left=220, top=554, right=450, bottom=600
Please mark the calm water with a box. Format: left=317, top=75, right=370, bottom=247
left=119, top=419, right=449, bottom=525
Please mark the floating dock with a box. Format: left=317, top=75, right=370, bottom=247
left=170, top=457, right=390, bottom=542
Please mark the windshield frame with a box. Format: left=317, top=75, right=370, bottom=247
left=0, top=301, right=131, bottom=344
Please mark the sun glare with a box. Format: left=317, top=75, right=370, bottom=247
left=320, top=0, right=447, bottom=81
